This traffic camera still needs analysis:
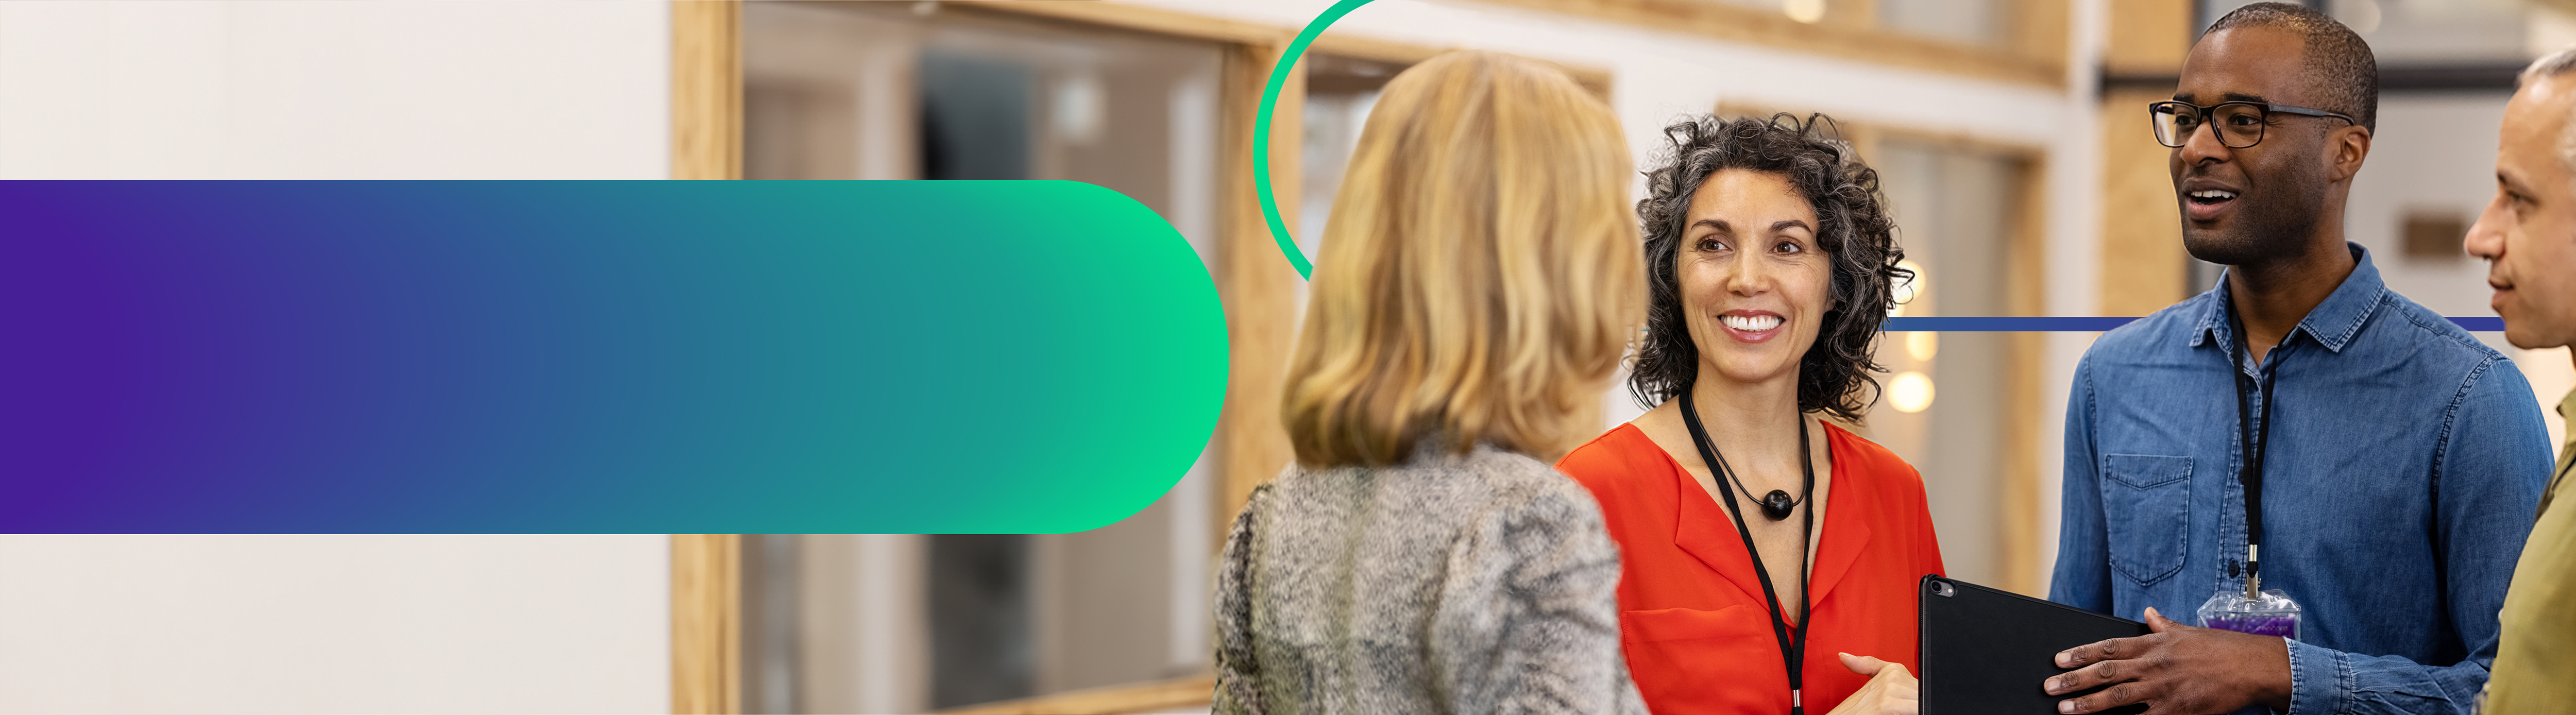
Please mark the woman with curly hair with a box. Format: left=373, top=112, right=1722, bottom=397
left=1556, top=114, right=1943, bottom=715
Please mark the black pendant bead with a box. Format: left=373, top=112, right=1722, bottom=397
left=1760, top=490, right=1795, bottom=520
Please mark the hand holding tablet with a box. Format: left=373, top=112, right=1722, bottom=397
left=2042, top=607, right=2292, bottom=715
left=1918, top=576, right=2146, bottom=715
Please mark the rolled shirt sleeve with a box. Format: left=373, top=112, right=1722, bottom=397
left=2282, top=358, right=2550, bottom=715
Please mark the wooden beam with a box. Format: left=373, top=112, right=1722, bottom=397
left=934, top=675, right=1215, bottom=715
left=951, top=0, right=1289, bottom=45
left=2098, top=89, right=2189, bottom=317
left=1306, top=33, right=1614, bottom=101
left=672, top=0, right=742, bottom=180
left=2095, top=0, right=2194, bottom=317
left=961, top=1, right=1612, bottom=101
left=671, top=534, right=742, bottom=715
left=2103, top=0, right=2195, bottom=77
left=1472, top=0, right=2064, bottom=88
left=1215, top=40, right=1305, bottom=543
left=2009, top=0, right=2073, bottom=74
left=669, top=6, right=742, bottom=705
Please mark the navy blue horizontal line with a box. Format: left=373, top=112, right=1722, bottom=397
left=1881, top=317, right=2506, bottom=332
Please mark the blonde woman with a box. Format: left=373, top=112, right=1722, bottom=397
left=1212, top=50, right=1647, bottom=714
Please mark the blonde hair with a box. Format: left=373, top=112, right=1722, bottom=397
left=1283, top=50, right=1642, bottom=468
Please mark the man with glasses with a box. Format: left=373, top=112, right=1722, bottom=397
left=2044, top=4, right=2554, bottom=714
left=2465, top=47, right=2576, bottom=715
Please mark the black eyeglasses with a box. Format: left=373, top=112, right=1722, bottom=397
left=2148, top=100, right=2356, bottom=149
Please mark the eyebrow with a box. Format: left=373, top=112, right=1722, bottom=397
left=1690, top=217, right=1814, bottom=234
left=1693, top=218, right=1816, bottom=234
left=2170, top=92, right=2273, bottom=105
left=2498, top=168, right=2532, bottom=194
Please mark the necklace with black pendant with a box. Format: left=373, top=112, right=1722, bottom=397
left=1677, top=388, right=1818, bottom=714
left=1682, top=404, right=1814, bottom=520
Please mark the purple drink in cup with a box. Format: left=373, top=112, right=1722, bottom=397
left=2204, top=615, right=2298, bottom=637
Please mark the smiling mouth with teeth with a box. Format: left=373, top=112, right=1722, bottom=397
left=1721, top=314, right=1784, bottom=332
left=2189, top=189, right=2238, bottom=204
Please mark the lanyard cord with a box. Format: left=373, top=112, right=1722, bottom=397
left=2230, top=320, right=2281, bottom=599
left=1680, top=389, right=1815, bottom=715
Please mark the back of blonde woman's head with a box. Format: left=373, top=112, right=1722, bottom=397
left=1283, top=50, right=1642, bottom=468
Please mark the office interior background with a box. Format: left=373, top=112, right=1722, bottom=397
left=0, top=0, right=2568, bottom=712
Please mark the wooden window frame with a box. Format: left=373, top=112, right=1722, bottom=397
left=671, top=533, right=743, bottom=714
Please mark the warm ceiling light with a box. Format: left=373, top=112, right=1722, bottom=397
left=1890, top=371, right=1935, bottom=413
left=1907, top=331, right=1938, bottom=362
left=1784, top=0, right=1826, bottom=24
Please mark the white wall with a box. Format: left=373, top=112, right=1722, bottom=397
left=0, top=535, right=671, bottom=714
left=0, top=1, right=670, bottom=178
left=2349, top=92, right=2576, bottom=448
left=0, top=2, right=676, bottom=713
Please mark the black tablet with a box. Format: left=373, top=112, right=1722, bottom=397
left=1918, top=575, right=2149, bottom=715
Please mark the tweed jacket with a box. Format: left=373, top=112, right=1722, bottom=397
left=1213, top=442, right=1648, bottom=715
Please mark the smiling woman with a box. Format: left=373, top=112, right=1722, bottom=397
left=1555, top=113, right=1946, bottom=715
left=1628, top=116, right=1909, bottom=421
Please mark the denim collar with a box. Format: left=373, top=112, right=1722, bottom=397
left=2190, top=242, right=2386, bottom=355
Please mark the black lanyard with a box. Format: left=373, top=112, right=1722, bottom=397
left=1679, top=389, right=1815, bottom=715
left=2228, top=318, right=2281, bottom=598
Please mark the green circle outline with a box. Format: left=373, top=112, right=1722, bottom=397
left=1256, top=0, right=1375, bottom=280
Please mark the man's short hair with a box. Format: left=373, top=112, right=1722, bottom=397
left=2521, top=46, right=2576, bottom=174
left=2206, top=2, right=2379, bottom=133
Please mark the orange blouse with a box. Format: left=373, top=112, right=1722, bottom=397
left=1557, top=422, right=1944, bottom=715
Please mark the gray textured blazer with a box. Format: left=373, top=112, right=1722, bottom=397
left=1213, top=442, right=1649, bottom=714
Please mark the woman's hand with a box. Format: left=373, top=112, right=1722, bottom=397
left=1823, top=652, right=1920, bottom=715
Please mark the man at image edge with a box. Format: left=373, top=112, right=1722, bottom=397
left=2045, top=4, right=2554, bottom=714
left=2463, top=46, right=2576, bottom=715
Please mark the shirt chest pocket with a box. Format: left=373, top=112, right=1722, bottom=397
left=2102, top=454, right=2192, bottom=586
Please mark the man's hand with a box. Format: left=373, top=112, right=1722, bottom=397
left=1826, top=652, right=1919, bottom=715
left=2042, top=606, right=2292, bottom=714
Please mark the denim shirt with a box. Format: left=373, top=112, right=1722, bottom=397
left=2052, top=245, right=2553, bottom=715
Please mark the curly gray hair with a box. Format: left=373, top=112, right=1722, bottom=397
left=1628, top=113, right=1911, bottom=421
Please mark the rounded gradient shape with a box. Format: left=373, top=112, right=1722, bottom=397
left=0, top=180, right=1227, bottom=533
left=1257, top=0, right=1376, bottom=280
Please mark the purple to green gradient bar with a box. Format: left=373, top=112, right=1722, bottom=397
left=1882, top=317, right=2506, bottom=332
left=0, top=180, right=1227, bottom=534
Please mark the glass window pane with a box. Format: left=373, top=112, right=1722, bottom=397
left=1870, top=138, right=2029, bottom=589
